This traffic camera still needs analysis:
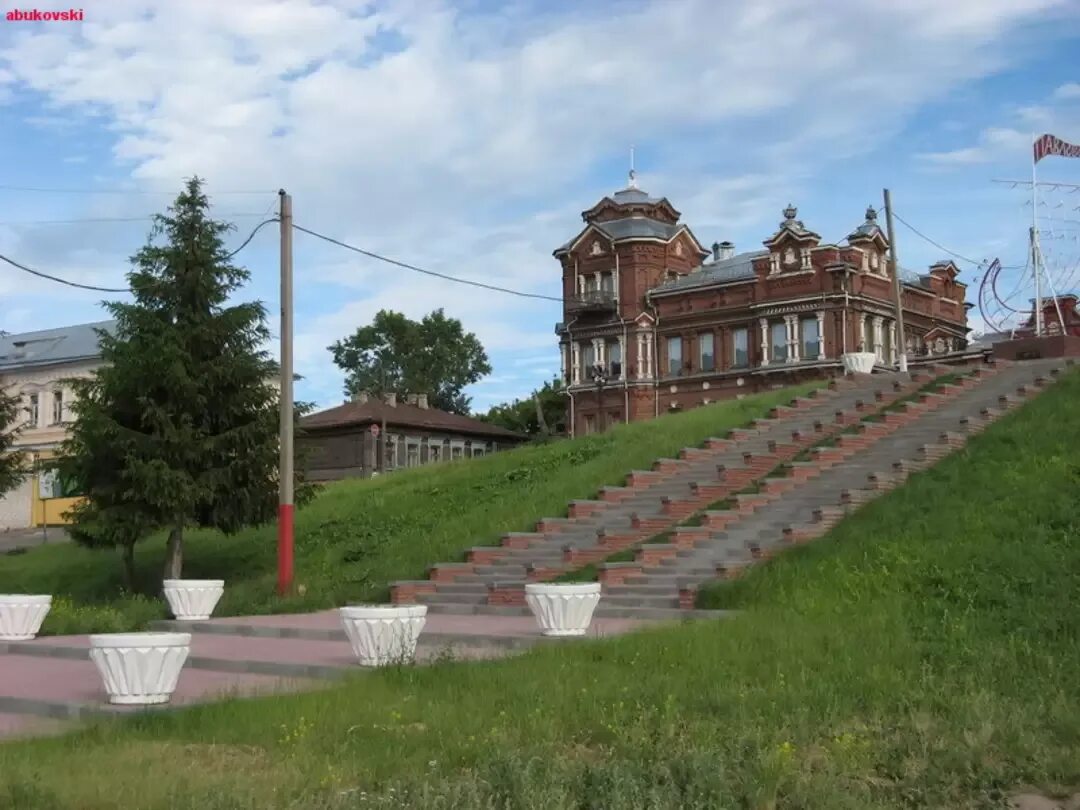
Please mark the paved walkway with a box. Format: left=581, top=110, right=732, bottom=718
left=0, top=526, right=70, bottom=554
left=0, top=610, right=660, bottom=740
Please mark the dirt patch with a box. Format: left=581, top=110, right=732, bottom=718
left=1009, top=791, right=1080, bottom=810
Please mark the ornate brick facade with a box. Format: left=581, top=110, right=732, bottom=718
left=554, top=185, right=969, bottom=436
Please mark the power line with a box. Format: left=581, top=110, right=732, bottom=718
left=226, top=218, right=278, bottom=259
left=0, top=212, right=273, bottom=226
left=891, top=210, right=985, bottom=267
left=291, top=222, right=563, bottom=302
left=0, top=252, right=128, bottom=293
left=0, top=219, right=280, bottom=294
left=0, top=184, right=278, bottom=195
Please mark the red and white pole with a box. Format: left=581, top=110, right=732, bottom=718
left=278, top=190, right=295, bottom=594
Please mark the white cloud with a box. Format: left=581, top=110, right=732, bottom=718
left=917, top=127, right=1032, bottom=165
left=0, top=0, right=1073, bottom=409
left=1054, top=82, right=1080, bottom=100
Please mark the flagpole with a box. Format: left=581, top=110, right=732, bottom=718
left=1032, top=133, right=1043, bottom=337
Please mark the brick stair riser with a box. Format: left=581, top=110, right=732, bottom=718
left=626, top=373, right=1019, bottom=596
left=626, top=377, right=948, bottom=568
left=487, top=586, right=527, bottom=607
left=667, top=368, right=1057, bottom=595
left=672, top=528, right=712, bottom=548
left=403, top=368, right=1017, bottom=614
left=391, top=582, right=436, bottom=604
left=500, top=533, right=546, bottom=550
left=598, top=565, right=644, bottom=586
left=567, top=501, right=605, bottom=519
left=631, top=515, right=671, bottom=532
left=429, top=565, right=475, bottom=583
left=611, top=386, right=884, bottom=498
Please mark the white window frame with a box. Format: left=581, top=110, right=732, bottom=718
left=405, top=438, right=421, bottom=468
left=770, top=322, right=787, bottom=363
left=27, top=393, right=39, bottom=428
left=51, top=390, right=64, bottom=425
left=666, top=336, right=682, bottom=376
left=698, top=332, right=715, bottom=372
left=800, top=317, right=820, bottom=360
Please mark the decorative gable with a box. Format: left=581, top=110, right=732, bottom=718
left=847, top=206, right=889, bottom=276
left=763, top=204, right=820, bottom=275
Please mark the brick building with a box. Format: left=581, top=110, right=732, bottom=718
left=554, top=180, right=970, bottom=435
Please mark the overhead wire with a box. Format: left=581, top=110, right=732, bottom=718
left=0, top=252, right=128, bottom=293
left=0, top=217, right=281, bottom=294
left=0, top=212, right=274, bottom=226
left=891, top=210, right=986, bottom=267
left=291, top=222, right=562, bottom=302
left=0, top=184, right=278, bottom=195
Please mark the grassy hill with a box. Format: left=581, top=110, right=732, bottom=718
left=0, top=383, right=817, bottom=635
left=0, top=371, right=1077, bottom=809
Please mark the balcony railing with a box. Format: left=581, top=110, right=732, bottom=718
left=566, top=290, right=617, bottom=314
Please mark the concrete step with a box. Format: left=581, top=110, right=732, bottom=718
left=599, top=594, right=681, bottom=608
left=417, top=592, right=487, bottom=605
left=604, top=584, right=680, bottom=597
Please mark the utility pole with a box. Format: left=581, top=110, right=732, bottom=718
left=277, top=190, right=294, bottom=595
left=1031, top=135, right=1043, bottom=337
left=883, top=189, right=909, bottom=372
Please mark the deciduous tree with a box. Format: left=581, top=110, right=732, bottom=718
left=480, top=378, right=567, bottom=438
left=329, top=309, right=491, bottom=415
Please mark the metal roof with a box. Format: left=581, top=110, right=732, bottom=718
left=302, top=399, right=526, bottom=439
left=610, top=188, right=663, bottom=205
left=557, top=216, right=685, bottom=252
left=652, top=250, right=766, bottom=293
left=0, top=320, right=115, bottom=372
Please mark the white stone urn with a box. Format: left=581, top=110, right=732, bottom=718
left=525, top=583, right=602, bottom=637
left=162, top=579, right=224, bottom=621
left=0, top=594, right=52, bottom=640
left=842, top=352, right=877, bottom=374
left=89, top=632, right=191, bottom=705
left=339, top=605, right=427, bottom=666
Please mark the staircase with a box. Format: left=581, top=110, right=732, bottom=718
left=391, top=362, right=1039, bottom=619
left=595, top=357, right=1067, bottom=617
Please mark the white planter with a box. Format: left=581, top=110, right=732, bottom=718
left=525, top=583, right=602, bottom=637
left=162, top=579, right=224, bottom=621
left=89, top=632, right=191, bottom=705
left=0, top=595, right=52, bottom=640
left=339, top=605, right=427, bottom=666
left=842, top=352, right=877, bottom=374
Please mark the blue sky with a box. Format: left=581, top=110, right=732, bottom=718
left=1, top=0, right=1079, bottom=413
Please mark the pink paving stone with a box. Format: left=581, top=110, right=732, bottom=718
left=0, top=653, right=312, bottom=710
left=10, top=633, right=456, bottom=670
left=0, top=711, right=70, bottom=740
left=197, top=610, right=653, bottom=639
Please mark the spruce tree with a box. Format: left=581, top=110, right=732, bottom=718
left=60, top=178, right=314, bottom=587
left=0, top=383, right=27, bottom=498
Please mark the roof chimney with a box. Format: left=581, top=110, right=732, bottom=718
left=711, top=242, right=720, bottom=261
left=350, top=391, right=369, bottom=404
left=384, top=392, right=397, bottom=407
left=717, top=241, right=735, bottom=261
left=417, top=393, right=429, bottom=409
left=405, top=393, right=418, bottom=406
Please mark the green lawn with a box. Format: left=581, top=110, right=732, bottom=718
left=0, top=383, right=819, bottom=635
left=0, top=371, right=1077, bottom=809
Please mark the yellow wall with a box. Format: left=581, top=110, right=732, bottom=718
left=28, top=450, right=82, bottom=527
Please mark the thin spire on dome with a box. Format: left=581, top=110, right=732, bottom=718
left=628, top=144, right=637, bottom=189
